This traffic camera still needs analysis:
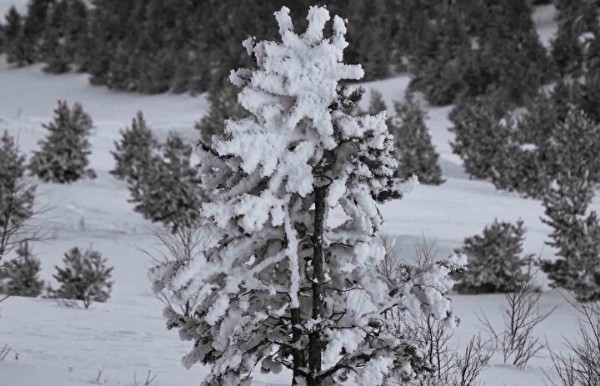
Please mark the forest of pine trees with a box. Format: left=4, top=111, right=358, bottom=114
left=5, top=0, right=600, bottom=383
left=0, top=0, right=564, bottom=103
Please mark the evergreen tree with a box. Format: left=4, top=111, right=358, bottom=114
left=550, top=107, right=600, bottom=184
left=410, top=4, right=471, bottom=106
left=388, top=94, right=444, bottom=185
left=63, top=0, right=89, bottom=70
left=195, top=82, right=247, bottom=145
left=339, top=0, right=397, bottom=80
left=151, top=8, right=463, bottom=385
left=412, top=0, right=553, bottom=106
left=48, top=247, right=113, bottom=308
left=540, top=169, right=600, bottom=302
left=29, top=101, right=96, bottom=183
left=449, top=95, right=514, bottom=180
left=366, top=89, right=387, bottom=115
left=21, top=0, right=55, bottom=63
left=0, top=242, right=44, bottom=297
left=0, top=131, right=36, bottom=260
left=110, top=112, right=159, bottom=182
left=454, top=220, right=534, bottom=294
left=40, top=0, right=70, bottom=74
left=552, top=0, right=600, bottom=76
left=128, top=132, right=202, bottom=232
left=3, top=6, right=30, bottom=66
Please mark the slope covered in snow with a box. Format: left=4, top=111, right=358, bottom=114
left=0, top=4, right=597, bottom=383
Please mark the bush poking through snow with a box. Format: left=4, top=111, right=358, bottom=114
left=48, top=247, right=113, bottom=309
left=29, top=101, right=96, bottom=183
left=478, top=266, right=555, bottom=370
left=0, top=242, right=43, bottom=298
left=545, top=297, right=600, bottom=386
left=454, top=220, right=534, bottom=294
left=388, top=94, right=444, bottom=185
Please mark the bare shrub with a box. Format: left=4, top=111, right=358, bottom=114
left=479, top=264, right=555, bottom=369
left=451, top=334, right=495, bottom=386
left=544, top=297, right=600, bottom=386
left=379, top=236, right=493, bottom=386
left=0, top=344, right=19, bottom=361
left=134, top=370, right=157, bottom=386
left=146, top=223, right=205, bottom=309
left=91, top=368, right=109, bottom=385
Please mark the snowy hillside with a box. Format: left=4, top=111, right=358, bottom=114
left=0, top=53, right=597, bottom=385
left=1, top=2, right=599, bottom=385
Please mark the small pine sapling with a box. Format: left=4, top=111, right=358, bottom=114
left=454, top=220, right=534, bottom=294
left=449, top=95, right=514, bottom=181
left=110, top=111, right=160, bottom=182
left=48, top=247, right=113, bottom=308
left=195, top=82, right=247, bottom=145
left=128, top=132, right=203, bottom=232
left=29, top=101, right=96, bottom=183
left=0, top=242, right=44, bottom=298
left=367, top=89, right=387, bottom=115
left=388, top=94, right=444, bottom=185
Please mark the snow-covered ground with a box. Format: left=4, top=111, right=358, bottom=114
left=0, top=56, right=596, bottom=386
left=0, top=4, right=595, bottom=385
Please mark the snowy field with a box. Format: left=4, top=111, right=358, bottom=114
left=0, top=3, right=598, bottom=386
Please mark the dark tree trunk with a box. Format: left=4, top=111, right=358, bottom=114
left=291, top=307, right=304, bottom=385
left=307, top=183, right=327, bottom=386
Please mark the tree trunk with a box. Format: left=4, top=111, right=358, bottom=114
left=307, top=183, right=327, bottom=386
left=291, top=307, right=304, bottom=385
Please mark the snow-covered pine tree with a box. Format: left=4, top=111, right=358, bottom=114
left=0, top=131, right=36, bottom=260
left=151, top=7, right=464, bottom=385
left=0, top=242, right=44, bottom=297
left=29, top=100, right=96, bottom=183
left=388, top=94, right=444, bottom=185
left=110, top=111, right=159, bottom=182
left=48, top=247, right=113, bottom=309
left=454, top=220, right=533, bottom=294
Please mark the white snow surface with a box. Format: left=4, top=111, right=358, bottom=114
left=0, top=5, right=597, bottom=385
